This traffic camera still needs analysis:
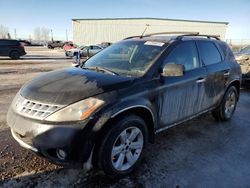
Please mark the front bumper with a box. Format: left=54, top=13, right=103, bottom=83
left=65, top=51, right=74, bottom=57
left=7, top=107, right=98, bottom=168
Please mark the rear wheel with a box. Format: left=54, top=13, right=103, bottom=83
left=212, top=86, right=238, bottom=121
left=9, top=51, right=20, bottom=60
left=97, top=115, right=148, bottom=177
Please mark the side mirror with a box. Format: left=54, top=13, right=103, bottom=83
left=161, top=63, right=184, bottom=77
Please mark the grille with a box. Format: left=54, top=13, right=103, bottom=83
left=13, top=94, right=63, bottom=120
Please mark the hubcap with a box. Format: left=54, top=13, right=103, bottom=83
left=225, top=91, right=236, bottom=118
left=111, top=127, right=144, bottom=171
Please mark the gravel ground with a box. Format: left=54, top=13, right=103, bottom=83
left=0, top=47, right=250, bottom=187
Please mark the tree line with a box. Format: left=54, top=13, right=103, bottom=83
left=0, top=24, right=51, bottom=42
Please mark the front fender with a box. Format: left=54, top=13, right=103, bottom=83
left=111, top=98, right=156, bottom=121
left=91, top=97, right=156, bottom=133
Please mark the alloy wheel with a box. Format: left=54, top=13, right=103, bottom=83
left=111, top=127, right=144, bottom=171
left=225, top=90, right=236, bottom=118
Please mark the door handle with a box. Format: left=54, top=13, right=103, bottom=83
left=224, top=71, right=230, bottom=76
left=196, top=78, right=206, bottom=83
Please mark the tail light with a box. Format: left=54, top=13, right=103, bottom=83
left=19, top=42, right=25, bottom=47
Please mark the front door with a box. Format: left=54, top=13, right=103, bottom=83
left=157, top=41, right=207, bottom=127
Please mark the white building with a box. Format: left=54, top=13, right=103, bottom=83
left=72, top=18, right=228, bottom=45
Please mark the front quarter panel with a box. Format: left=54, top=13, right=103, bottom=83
left=91, top=80, right=158, bottom=133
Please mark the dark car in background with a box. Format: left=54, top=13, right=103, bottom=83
left=100, top=42, right=112, bottom=48
left=0, top=39, right=26, bottom=59
left=47, top=40, right=65, bottom=49
left=235, top=45, right=250, bottom=86
left=7, top=32, right=241, bottom=176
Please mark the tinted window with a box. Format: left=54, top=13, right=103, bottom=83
left=93, top=46, right=101, bottom=50
left=163, top=42, right=199, bottom=71
left=0, top=40, right=18, bottom=46
left=198, top=41, right=222, bottom=65
left=217, top=41, right=235, bottom=61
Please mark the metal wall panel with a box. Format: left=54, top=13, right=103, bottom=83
left=72, top=19, right=228, bottom=45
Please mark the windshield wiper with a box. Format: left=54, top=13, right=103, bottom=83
left=82, top=66, right=119, bottom=76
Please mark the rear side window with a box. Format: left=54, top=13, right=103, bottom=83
left=0, top=40, right=18, bottom=46
left=217, top=41, right=235, bottom=61
left=163, top=42, right=200, bottom=71
left=197, top=41, right=222, bottom=65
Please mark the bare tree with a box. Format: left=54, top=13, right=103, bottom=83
left=0, top=25, right=9, bottom=38
left=40, top=27, right=50, bottom=42
left=33, top=27, right=50, bottom=42
left=33, top=27, right=41, bottom=41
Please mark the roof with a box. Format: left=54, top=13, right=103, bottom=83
left=72, top=17, right=229, bottom=25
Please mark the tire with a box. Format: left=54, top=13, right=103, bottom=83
left=212, top=86, right=238, bottom=121
left=48, top=45, right=53, bottom=49
left=10, top=51, right=20, bottom=60
left=97, top=114, right=148, bottom=177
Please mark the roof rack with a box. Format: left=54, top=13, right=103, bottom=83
left=176, top=34, right=221, bottom=40
left=143, top=31, right=199, bottom=37
left=123, top=32, right=199, bottom=40
left=123, top=35, right=142, bottom=40
left=124, top=32, right=221, bottom=40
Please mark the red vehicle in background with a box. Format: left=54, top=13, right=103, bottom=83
left=63, top=42, right=77, bottom=51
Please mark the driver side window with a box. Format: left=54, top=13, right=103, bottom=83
left=163, top=42, right=200, bottom=71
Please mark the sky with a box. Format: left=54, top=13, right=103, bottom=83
left=0, top=0, right=249, bottom=41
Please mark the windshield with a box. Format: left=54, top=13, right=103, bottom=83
left=83, top=40, right=165, bottom=77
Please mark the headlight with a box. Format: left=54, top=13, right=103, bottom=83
left=45, top=98, right=104, bottom=122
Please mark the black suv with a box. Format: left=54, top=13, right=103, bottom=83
left=0, top=39, right=26, bottom=59
left=7, top=32, right=241, bottom=176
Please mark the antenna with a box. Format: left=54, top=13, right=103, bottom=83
left=140, top=24, right=150, bottom=38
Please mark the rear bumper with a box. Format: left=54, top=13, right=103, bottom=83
left=20, top=50, right=26, bottom=56
left=17, top=47, right=26, bottom=56
left=7, top=107, right=99, bottom=168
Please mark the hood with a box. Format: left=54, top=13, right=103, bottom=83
left=20, top=67, right=134, bottom=105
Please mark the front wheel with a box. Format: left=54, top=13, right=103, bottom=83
left=97, top=115, right=148, bottom=177
left=10, top=51, right=20, bottom=60
left=212, top=86, right=238, bottom=121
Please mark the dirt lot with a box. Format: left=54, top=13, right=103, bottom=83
left=1, top=47, right=250, bottom=187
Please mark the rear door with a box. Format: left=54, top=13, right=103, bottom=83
left=196, top=40, right=229, bottom=109
left=157, top=41, right=208, bottom=127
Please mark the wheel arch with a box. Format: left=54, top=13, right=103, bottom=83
left=9, top=50, right=20, bottom=56
left=110, top=106, right=155, bottom=143
left=226, top=79, right=241, bottom=100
